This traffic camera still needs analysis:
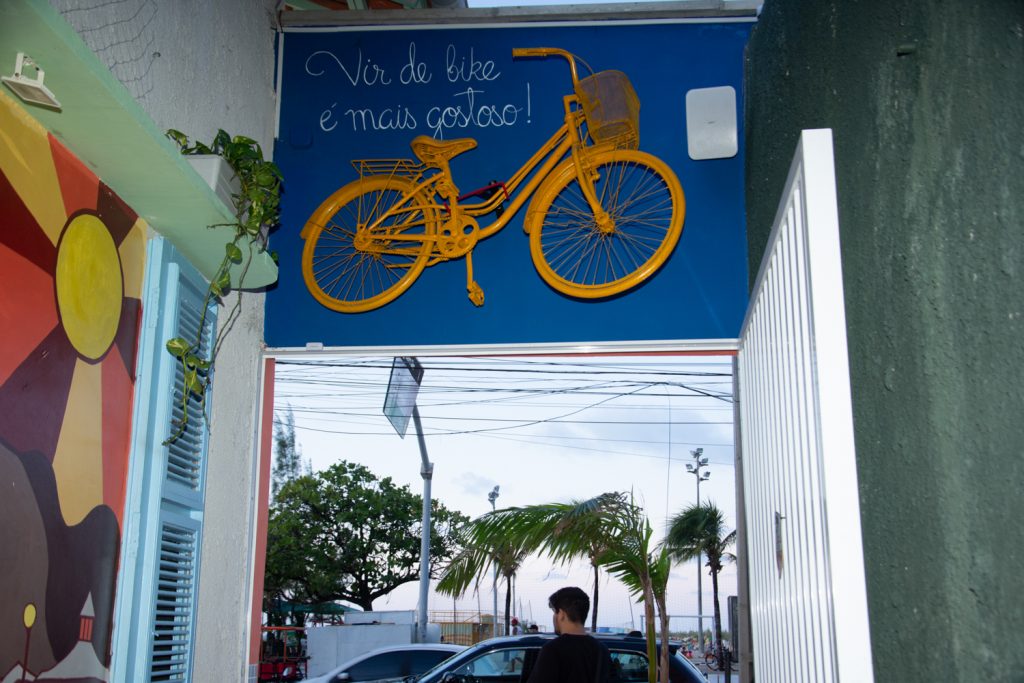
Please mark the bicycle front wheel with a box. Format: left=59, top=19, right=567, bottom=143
left=302, top=175, right=436, bottom=313
left=527, top=149, right=685, bottom=298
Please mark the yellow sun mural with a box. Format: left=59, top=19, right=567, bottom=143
left=0, top=91, right=146, bottom=680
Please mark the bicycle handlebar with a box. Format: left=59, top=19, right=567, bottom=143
left=512, top=47, right=580, bottom=87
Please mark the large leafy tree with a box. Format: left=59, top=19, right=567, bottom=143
left=666, top=501, right=736, bottom=669
left=265, top=461, right=469, bottom=611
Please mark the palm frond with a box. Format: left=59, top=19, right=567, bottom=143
left=665, top=501, right=736, bottom=564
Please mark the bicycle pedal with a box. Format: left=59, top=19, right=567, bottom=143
left=467, top=281, right=485, bottom=307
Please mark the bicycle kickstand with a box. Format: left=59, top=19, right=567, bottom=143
left=465, top=251, right=484, bottom=306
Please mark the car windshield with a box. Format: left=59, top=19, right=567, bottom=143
left=671, top=650, right=704, bottom=677
left=415, top=640, right=541, bottom=681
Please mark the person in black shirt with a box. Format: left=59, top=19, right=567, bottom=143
left=526, top=587, right=612, bottom=683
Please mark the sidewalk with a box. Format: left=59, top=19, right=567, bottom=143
left=693, top=664, right=738, bottom=682
left=703, top=671, right=731, bottom=682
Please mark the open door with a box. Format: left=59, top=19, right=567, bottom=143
left=736, top=129, right=873, bottom=682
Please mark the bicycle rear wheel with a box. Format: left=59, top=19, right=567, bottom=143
left=302, top=176, right=436, bottom=313
left=527, top=149, right=684, bottom=298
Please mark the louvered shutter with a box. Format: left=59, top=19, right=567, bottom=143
left=149, top=515, right=200, bottom=682
left=143, top=256, right=217, bottom=680
left=163, top=273, right=215, bottom=500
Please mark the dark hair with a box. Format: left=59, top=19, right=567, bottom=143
left=548, top=587, right=590, bottom=625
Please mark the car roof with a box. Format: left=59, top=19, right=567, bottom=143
left=311, top=643, right=466, bottom=683
left=340, top=642, right=466, bottom=661
left=461, top=633, right=680, bottom=648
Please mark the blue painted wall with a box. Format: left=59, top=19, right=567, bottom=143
left=267, top=21, right=752, bottom=348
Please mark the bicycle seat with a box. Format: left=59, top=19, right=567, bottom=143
left=411, top=136, right=478, bottom=166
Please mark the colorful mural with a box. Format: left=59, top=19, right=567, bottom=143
left=0, top=92, right=145, bottom=681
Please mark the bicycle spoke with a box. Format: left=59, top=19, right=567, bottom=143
left=303, top=178, right=433, bottom=311
left=534, top=152, right=681, bottom=292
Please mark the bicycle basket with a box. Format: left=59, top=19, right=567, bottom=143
left=575, top=70, right=640, bottom=149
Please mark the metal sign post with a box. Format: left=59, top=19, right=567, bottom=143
left=384, top=357, right=425, bottom=438
left=383, top=357, right=432, bottom=643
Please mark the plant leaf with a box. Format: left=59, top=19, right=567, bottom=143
left=226, top=242, right=244, bottom=263
left=184, top=367, right=202, bottom=395
left=213, top=129, right=231, bottom=152
left=166, top=129, right=188, bottom=149
left=166, top=337, right=192, bottom=358
left=185, top=354, right=211, bottom=372
left=216, top=269, right=232, bottom=292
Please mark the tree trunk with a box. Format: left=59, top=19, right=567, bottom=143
left=643, top=582, right=657, bottom=683
left=711, top=565, right=724, bottom=672
left=656, top=592, right=670, bottom=683
left=504, top=574, right=513, bottom=635
left=591, top=563, right=600, bottom=632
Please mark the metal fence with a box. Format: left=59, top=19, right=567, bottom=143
left=429, top=610, right=504, bottom=646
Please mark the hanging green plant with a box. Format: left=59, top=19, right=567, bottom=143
left=162, top=129, right=282, bottom=445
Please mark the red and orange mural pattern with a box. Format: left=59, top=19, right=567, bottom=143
left=1, top=92, right=145, bottom=681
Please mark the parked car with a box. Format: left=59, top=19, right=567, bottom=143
left=413, top=634, right=706, bottom=683
left=307, top=643, right=466, bottom=683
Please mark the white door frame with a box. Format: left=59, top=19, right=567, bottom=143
left=736, top=129, right=873, bottom=682
left=250, top=133, right=872, bottom=683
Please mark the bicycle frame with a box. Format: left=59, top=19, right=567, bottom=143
left=356, top=93, right=592, bottom=253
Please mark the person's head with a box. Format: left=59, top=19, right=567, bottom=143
left=548, top=587, right=590, bottom=633
left=528, top=624, right=539, bottom=633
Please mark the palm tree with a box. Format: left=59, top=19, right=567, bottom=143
left=456, top=492, right=624, bottom=630
left=435, top=536, right=529, bottom=636
left=440, top=492, right=669, bottom=683
left=649, top=546, right=672, bottom=683
left=666, top=501, right=736, bottom=669
left=597, top=495, right=663, bottom=683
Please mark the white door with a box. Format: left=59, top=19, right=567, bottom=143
left=736, top=129, right=873, bottom=682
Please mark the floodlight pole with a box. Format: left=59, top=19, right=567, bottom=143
left=488, top=486, right=500, bottom=637
left=412, top=405, right=433, bottom=644
left=687, top=448, right=710, bottom=653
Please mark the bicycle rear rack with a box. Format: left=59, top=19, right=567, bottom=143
left=351, top=158, right=427, bottom=180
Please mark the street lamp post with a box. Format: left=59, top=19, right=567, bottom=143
left=686, top=448, right=710, bottom=653
left=412, top=406, right=433, bottom=644
left=383, top=358, right=431, bottom=643
left=488, top=485, right=500, bottom=637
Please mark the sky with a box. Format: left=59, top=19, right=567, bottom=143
left=273, top=354, right=738, bottom=633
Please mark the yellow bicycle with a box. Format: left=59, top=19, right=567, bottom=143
left=301, top=48, right=686, bottom=313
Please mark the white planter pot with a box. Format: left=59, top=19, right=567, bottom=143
left=187, top=154, right=240, bottom=212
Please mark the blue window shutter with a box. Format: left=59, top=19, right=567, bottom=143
left=112, top=238, right=217, bottom=683
left=149, top=512, right=200, bottom=683
left=163, top=270, right=216, bottom=508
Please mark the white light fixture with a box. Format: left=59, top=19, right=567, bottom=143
left=3, top=53, right=61, bottom=111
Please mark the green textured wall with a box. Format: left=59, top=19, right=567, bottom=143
left=744, top=2, right=1023, bottom=681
